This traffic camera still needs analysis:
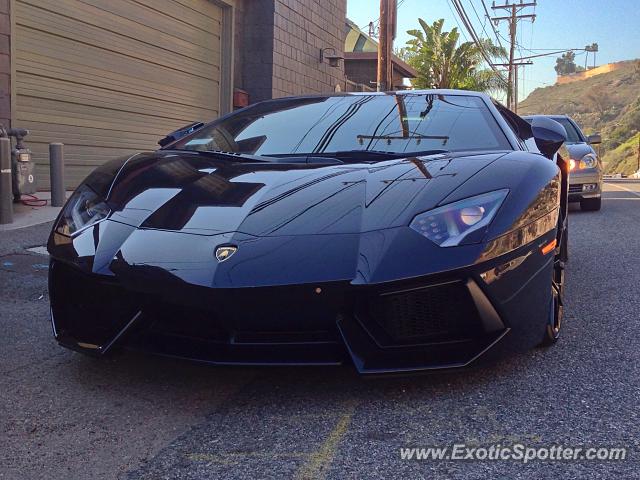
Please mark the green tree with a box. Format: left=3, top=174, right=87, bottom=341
left=403, top=18, right=507, bottom=93
left=554, top=51, right=585, bottom=75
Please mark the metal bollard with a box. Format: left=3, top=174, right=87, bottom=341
left=49, top=143, right=65, bottom=207
left=0, top=137, right=13, bottom=224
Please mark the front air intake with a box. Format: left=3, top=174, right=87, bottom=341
left=359, top=281, right=485, bottom=345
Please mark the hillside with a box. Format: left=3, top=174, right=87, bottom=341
left=603, top=133, right=639, bottom=175
left=518, top=60, right=640, bottom=174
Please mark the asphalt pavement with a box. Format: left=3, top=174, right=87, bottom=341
left=1, top=180, right=640, bottom=479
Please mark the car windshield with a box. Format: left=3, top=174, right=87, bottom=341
left=171, top=93, right=511, bottom=158
left=553, top=117, right=583, bottom=143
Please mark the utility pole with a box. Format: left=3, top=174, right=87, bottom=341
left=377, top=0, right=395, bottom=91
left=491, top=1, right=536, bottom=110
left=494, top=60, right=532, bottom=112
left=507, top=5, right=516, bottom=109
left=514, top=64, right=518, bottom=112
left=585, top=43, right=599, bottom=69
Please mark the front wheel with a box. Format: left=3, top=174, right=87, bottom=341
left=539, top=252, right=565, bottom=347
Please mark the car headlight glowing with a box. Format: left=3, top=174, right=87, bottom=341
left=55, top=185, right=111, bottom=237
left=410, top=190, right=508, bottom=247
left=570, top=153, right=597, bottom=170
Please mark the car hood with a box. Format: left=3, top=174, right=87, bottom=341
left=101, top=150, right=507, bottom=237
left=565, top=142, right=595, bottom=160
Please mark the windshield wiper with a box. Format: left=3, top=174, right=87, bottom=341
left=170, top=148, right=450, bottom=164
left=295, top=149, right=450, bottom=162
left=167, top=149, right=272, bottom=162
left=356, top=134, right=450, bottom=143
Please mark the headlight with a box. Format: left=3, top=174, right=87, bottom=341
left=570, top=153, right=597, bottom=170
left=55, top=185, right=111, bottom=237
left=410, top=190, right=508, bottom=247
left=580, top=153, right=597, bottom=169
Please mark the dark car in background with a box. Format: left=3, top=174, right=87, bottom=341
left=523, top=115, right=603, bottom=211
left=48, top=90, right=569, bottom=374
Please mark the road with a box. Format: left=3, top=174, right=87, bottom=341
left=1, top=180, right=639, bottom=479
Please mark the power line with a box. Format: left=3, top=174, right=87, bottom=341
left=364, top=0, right=406, bottom=32
left=468, top=0, right=507, bottom=60
left=453, top=0, right=509, bottom=82
left=517, top=47, right=586, bottom=51
left=450, top=0, right=509, bottom=87
left=480, top=0, right=506, bottom=52
left=513, top=48, right=587, bottom=62
left=490, top=1, right=537, bottom=111
left=446, top=0, right=470, bottom=41
left=528, top=2, right=535, bottom=55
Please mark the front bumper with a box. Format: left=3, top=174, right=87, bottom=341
left=568, top=170, right=602, bottom=202
left=49, top=232, right=555, bottom=374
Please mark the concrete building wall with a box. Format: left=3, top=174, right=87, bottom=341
left=235, top=0, right=275, bottom=103
left=238, top=0, right=346, bottom=103
left=271, top=0, right=346, bottom=98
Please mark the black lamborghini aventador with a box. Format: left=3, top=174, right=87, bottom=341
left=47, top=90, right=569, bottom=374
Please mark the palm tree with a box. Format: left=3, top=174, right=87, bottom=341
left=404, top=19, right=507, bottom=93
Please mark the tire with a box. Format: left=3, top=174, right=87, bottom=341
left=539, top=261, right=564, bottom=347
left=539, top=223, right=566, bottom=347
left=580, top=197, right=601, bottom=211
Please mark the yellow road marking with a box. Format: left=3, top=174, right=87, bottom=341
left=296, top=401, right=358, bottom=480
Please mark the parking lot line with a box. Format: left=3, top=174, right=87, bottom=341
left=296, top=400, right=358, bottom=480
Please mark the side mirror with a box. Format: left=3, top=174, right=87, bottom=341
left=587, top=133, right=601, bottom=145
left=158, top=122, right=205, bottom=147
left=530, top=117, right=567, bottom=160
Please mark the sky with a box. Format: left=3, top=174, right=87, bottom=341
left=346, top=0, right=640, bottom=100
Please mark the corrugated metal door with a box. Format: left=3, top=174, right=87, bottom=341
left=14, top=0, right=223, bottom=188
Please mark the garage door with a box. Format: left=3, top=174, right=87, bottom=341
left=14, top=0, right=223, bottom=188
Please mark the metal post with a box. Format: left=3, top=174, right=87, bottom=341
left=0, top=137, right=13, bottom=224
left=49, top=143, right=65, bottom=207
